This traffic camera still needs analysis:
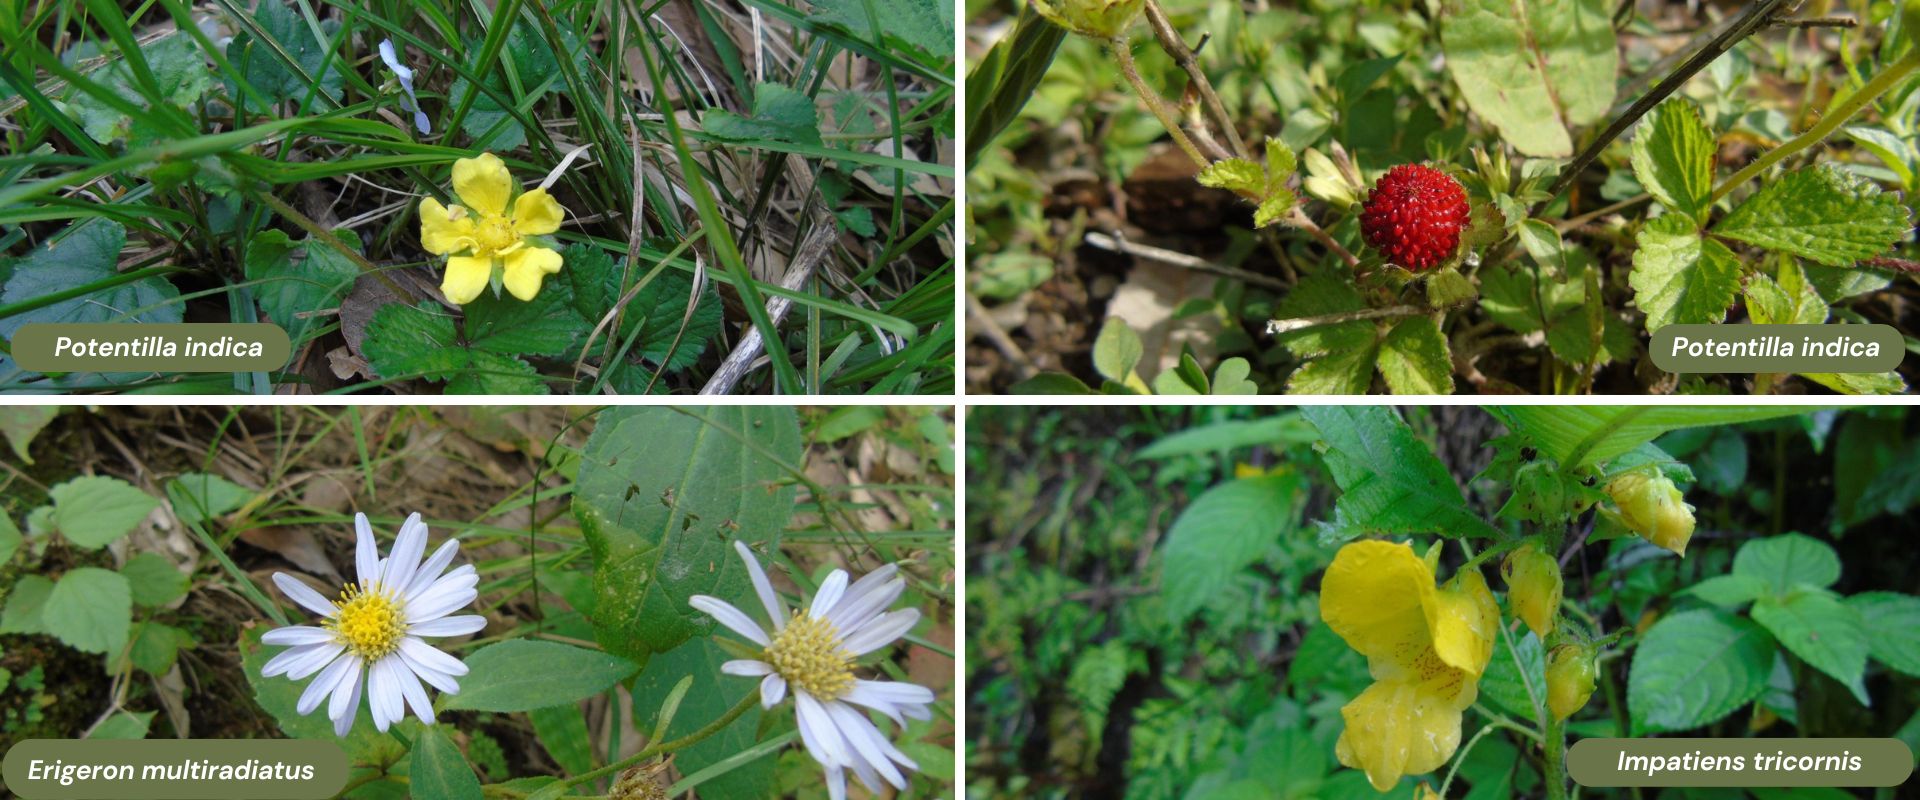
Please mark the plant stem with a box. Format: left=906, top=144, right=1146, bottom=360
left=1111, top=37, right=1209, bottom=170
left=559, top=690, right=759, bottom=791
left=1544, top=713, right=1568, bottom=800
left=1710, top=47, right=1920, bottom=203
left=1139, top=0, right=1246, bottom=159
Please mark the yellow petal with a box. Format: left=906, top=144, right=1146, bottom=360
left=501, top=246, right=563, bottom=301
left=1321, top=540, right=1436, bottom=662
left=1335, top=679, right=1464, bottom=792
left=1430, top=567, right=1498, bottom=677
left=442, top=255, right=493, bottom=305
left=419, top=198, right=477, bottom=255
left=452, top=152, right=512, bottom=216
left=512, top=188, right=565, bottom=236
left=1503, top=543, right=1563, bottom=639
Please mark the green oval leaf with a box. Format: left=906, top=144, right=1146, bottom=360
left=44, top=567, right=131, bottom=654
left=1751, top=591, right=1869, bottom=706
left=49, top=476, right=159, bottom=549
left=444, top=640, right=638, bottom=712
left=1627, top=609, right=1774, bottom=734
left=1848, top=592, right=1920, bottom=677
left=409, top=725, right=483, bottom=800
left=1732, top=533, right=1841, bottom=594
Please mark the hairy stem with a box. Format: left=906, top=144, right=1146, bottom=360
left=1140, top=0, right=1246, bottom=158
left=1545, top=713, right=1568, bottom=800
left=1710, top=47, right=1920, bottom=203
left=1111, top=37, right=1209, bottom=170
left=557, top=690, right=758, bottom=792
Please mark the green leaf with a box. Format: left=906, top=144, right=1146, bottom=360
left=462, top=281, right=588, bottom=360
left=87, top=710, right=155, bottom=739
left=129, top=621, right=193, bottom=675
left=1300, top=406, right=1501, bottom=540
left=703, top=83, right=823, bottom=147
left=1479, top=630, right=1546, bottom=719
left=623, top=271, right=723, bottom=372
left=1715, top=164, right=1911, bottom=265
left=0, top=220, right=181, bottom=343
left=410, top=724, right=484, bottom=800
left=574, top=406, right=800, bottom=662
left=1732, top=533, right=1841, bottom=594
left=49, top=476, right=158, bottom=549
left=1264, top=138, right=1297, bottom=187
left=1253, top=189, right=1297, bottom=228
left=244, top=229, right=361, bottom=347
left=225, top=0, right=344, bottom=113
left=1684, top=575, right=1768, bottom=609
left=238, top=627, right=400, bottom=759
left=1629, top=213, right=1742, bottom=332
left=1161, top=474, right=1303, bottom=625
left=1210, top=358, right=1259, bottom=394
left=1627, top=609, right=1775, bottom=734
left=1138, top=414, right=1316, bottom=459
left=1277, top=275, right=1378, bottom=394
left=444, top=640, right=639, bottom=712
left=1744, top=262, right=1827, bottom=325
left=1800, top=371, right=1907, bottom=395
left=1630, top=99, right=1717, bottom=224
left=362, top=302, right=549, bottom=395
left=528, top=704, right=595, bottom=776
left=1488, top=406, right=1811, bottom=470
left=0, top=512, right=18, bottom=566
left=1751, top=591, right=1869, bottom=706
left=806, top=0, right=954, bottom=58
left=121, top=552, right=190, bottom=607
left=1847, top=592, right=1920, bottom=677
left=60, top=34, right=211, bottom=144
left=1092, top=317, right=1146, bottom=388
left=1009, top=372, right=1096, bottom=394
left=166, top=472, right=252, bottom=525
left=1068, top=640, right=1135, bottom=731
left=630, top=638, right=773, bottom=798
left=1439, top=0, right=1617, bottom=157
left=1196, top=158, right=1265, bottom=195
left=1, top=574, right=54, bottom=634
left=1375, top=315, right=1453, bottom=394
left=0, top=406, right=59, bottom=463
left=44, top=567, right=132, bottom=654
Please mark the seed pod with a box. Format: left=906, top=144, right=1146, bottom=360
left=1546, top=644, right=1598, bottom=722
left=1605, top=472, right=1696, bottom=556
left=1502, top=543, right=1562, bottom=639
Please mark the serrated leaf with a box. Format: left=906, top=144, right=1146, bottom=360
left=0, top=406, right=59, bottom=464
left=1629, top=213, right=1742, bottom=332
left=129, top=621, right=193, bottom=675
left=1732, top=533, right=1840, bottom=594
left=1480, top=630, right=1546, bottom=719
left=1715, top=164, right=1911, bottom=266
left=1847, top=592, right=1920, bottom=677
left=1161, top=475, right=1302, bottom=625
left=1800, top=371, right=1907, bottom=395
left=1286, top=346, right=1375, bottom=394
left=1196, top=158, right=1264, bottom=195
left=1264, top=138, right=1297, bottom=186
left=1744, top=262, right=1827, bottom=325
left=121, top=552, right=189, bottom=607
left=624, top=271, right=722, bottom=372
left=806, top=0, right=953, bottom=58
left=1375, top=315, right=1453, bottom=394
left=1439, top=0, right=1617, bottom=157
left=1253, top=189, right=1297, bottom=228
left=49, top=476, right=158, bottom=549
left=1488, top=406, right=1810, bottom=470
left=363, top=302, right=548, bottom=395
left=244, top=229, right=361, bottom=347
left=410, top=725, right=483, bottom=800
left=166, top=472, right=252, bottom=526
left=225, top=0, right=345, bottom=113
left=1301, top=406, right=1501, bottom=540
left=444, top=641, right=638, bottom=712
left=0, top=220, right=180, bottom=343
left=1627, top=609, right=1774, bottom=734
left=44, top=567, right=131, bottom=654
left=1630, top=99, right=1716, bottom=224
left=574, top=407, right=800, bottom=662
left=1, top=574, right=53, bottom=634
left=61, top=34, right=211, bottom=144
left=463, top=282, right=587, bottom=359
left=1751, top=591, right=1869, bottom=706
left=703, top=83, right=823, bottom=147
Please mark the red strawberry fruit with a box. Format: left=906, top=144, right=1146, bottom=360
left=1359, top=164, right=1470, bottom=272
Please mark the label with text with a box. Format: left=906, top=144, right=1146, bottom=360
left=11, top=323, right=290, bottom=373
left=1650, top=324, right=1903, bottom=374
left=1566, top=738, right=1913, bottom=787
left=2, top=739, right=347, bottom=799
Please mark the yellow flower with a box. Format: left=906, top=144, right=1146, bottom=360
left=418, top=153, right=566, bottom=305
left=1605, top=472, right=1695, bottom=556
left=1502, top=542, right=1562, bottom=639
left=1545, top=644, right=1597, bottom=722
left=1321, top=540, right=1499, bottom=792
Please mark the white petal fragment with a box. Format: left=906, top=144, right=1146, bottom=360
left=690, top=596, right=771, bottom=646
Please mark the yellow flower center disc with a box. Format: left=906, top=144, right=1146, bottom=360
left=475, top=216, right=518, bottom=254
left=763, top=613, right=854, bottom=700
left=329, top=583, right=406, bottom=660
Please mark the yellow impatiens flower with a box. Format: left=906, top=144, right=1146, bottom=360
left=1320, top=540, right=1499, bottom=793
left=418, top=153, right=567, bottom=305
left=1605, top=472, right=1695, bottom=556
left=1502, top=542, right=1562, bottom=639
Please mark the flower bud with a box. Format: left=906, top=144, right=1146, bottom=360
left=1502, top=543, right=1562, bottom=639
left=1605, top=472, right=1695, bottom=556
left=1546, top=644, right=1597, bottom=722
left=1031, top=0, right=1144, bottom=40
left=1506, top=461, right=1569, bottom=523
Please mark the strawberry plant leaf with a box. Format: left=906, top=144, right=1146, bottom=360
left=362, top=302, right=549, bottom=394
left=1253, top=188, right=1297, bottom=228
left=1300, top=406, right=1500, bottom=540
left=1627, top=609, right=1774, bottom=734
left=1439, top=0, right=1617, bottom=158
left=1490, top=407, right=1812, bottom=470
left=244, top=229, right=361, bottom=347
left=1195, top=158, right=1264, bottom=195
left=1629, top=213, right=1742, bottom=332
left=1264, top=138, right=1296, bottom=187
left=1161, top=474, right=1303, bottom=625
left=1631, top=99, right=1717, bottom=225
left=1799, top=371, right=1907, bottom=395
left=702, top=83, right=823, bottom=147
left=1744, top=262, right=1827, bottom=325
left=1752, top=591, right=1869, bottom=706
left=1375, top=315, right=1453, bottom=394
left=225, top=0, right=344, bottom=113
left=1714, top=164, right=1911, bottom=266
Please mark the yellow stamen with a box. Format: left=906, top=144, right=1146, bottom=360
left=475, top=215, right=518, bottom=253
left=327, top=583, right=406, bottom=660
left=763, top=613, right=854, bottom=700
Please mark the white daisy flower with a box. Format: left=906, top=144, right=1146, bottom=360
left=691, top=541, right=935, bottom=800
left=260, top=512, right=485, bottom=737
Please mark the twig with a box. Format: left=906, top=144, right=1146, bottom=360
left=966, top=291, right=1038, bottom=379
left=1777, top=16, right=1857, bottom=29
left=1083, top=231, right=1287, bottom=289
left=1860, top=256, right=1920, bottom=274
left=1265, top=304, right=1427, bottom=335
left=1141, top=0, right=1247, bottom=159
left=698, top=225, right=838, bottom=394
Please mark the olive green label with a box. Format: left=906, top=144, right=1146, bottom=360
left=2, top=739, right=347, bottom=798
left=1650, top=324, right=1903, bottom=373
left=1566, top=738, right=1914, bottom=787
left=10, top=323, right=290, bottom=373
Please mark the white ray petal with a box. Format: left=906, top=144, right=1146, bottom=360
left=273, top=573, right=339, bottom=618
left=409, top=615, right=487, bottom=638
left=690, top=596, right=770, bottom=646
left=733, top=540, right=787, bottom=632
